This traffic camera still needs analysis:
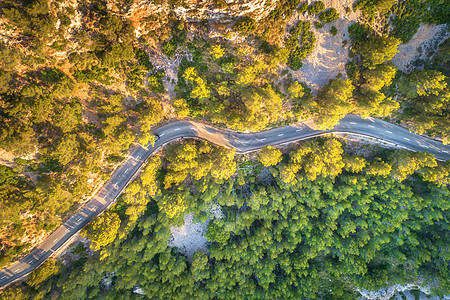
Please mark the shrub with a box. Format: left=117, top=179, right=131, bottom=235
left=135, top=48, right=153, bottom=71
left=298, top=2, right=308, bottom=14
left=319, top=8, right=340, bottom=22
left=330, top=26, right=338, bottom=36
left=163, top=38, right=178, bottom=57
left=307, top=1, right=325, bottom=15
left=314, top=21, right=323, bottom=29
left=233, top=16, right=257, bottom=35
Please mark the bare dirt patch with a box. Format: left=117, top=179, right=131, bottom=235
left=391, top=24, right=448, bottom=73
left=288, top=0, right=361, bottom=91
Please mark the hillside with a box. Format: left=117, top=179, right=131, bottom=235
left=0, top=0, right=449, bottom=298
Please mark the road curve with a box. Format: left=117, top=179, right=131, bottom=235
left=1, top=115, right=449, bottom=288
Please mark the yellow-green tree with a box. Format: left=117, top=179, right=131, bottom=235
left=81, top=211, right=121, bottom=251
left=138, top=132, right=156, bottom=147
left=209, top=44, right=225, bottom=59
left=258, top=146, right=282, bottom=167
left=354, top=35, right=401, bottom=67
left=398, top=70, right=447, bottom=99
left=389, top=150, right=437, bottom=182
left=173, top=98, right=190, bottom=118
left=365, top=159, right=391, bottom=176
left=27, top=258, right=60, bottom=287
left=315, top=79, right=355, bottom=130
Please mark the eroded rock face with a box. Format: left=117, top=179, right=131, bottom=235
left=128, top=0, right=275, bottom=35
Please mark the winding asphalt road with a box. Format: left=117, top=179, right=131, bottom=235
left=1, top=115, right=449, bottom=288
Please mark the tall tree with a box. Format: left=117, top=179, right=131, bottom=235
left=258, top=146, right=282, bottom=167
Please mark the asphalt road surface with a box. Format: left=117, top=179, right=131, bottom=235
left=1, top=115, right=449, bottom=288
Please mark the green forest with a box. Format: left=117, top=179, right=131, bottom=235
left=0, top=0, right=449, bottom=298
left=3, top=138, right=450, bottom=299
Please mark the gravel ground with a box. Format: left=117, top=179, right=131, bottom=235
left=168, top=205, right=224, bottom=259
left=168, top=213, right=209, bottom=260
left=391, top=24, right=448, bottom=73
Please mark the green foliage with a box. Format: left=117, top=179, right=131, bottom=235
left=258, top=146, right=282, bottom=167
left=389, top=150, right=437, bottom=182
left=319, top=8, right=340, bottom=23
left=353, top=0, right=396, bottom=21
left=139, top=132, right=156, bottom=147
left=191, top=250, right=210, bottom=281
left=313, top=21, right=323, bottom=29
left=307, top=1, right=325, bottom=15
left=330, top=26, right=337, bottom=36
left=183, top=67, right=211, bottom=102
left=27, top=258, right=59, bottom=287
left=163, top=140, right=236, bottom=188
left=209, top=44, right=225, bottom=59
left=205, top=221, right=230, bottom=243
left=147, top=70, right=165, bottom=93
left=54, top=134, right=79, bottom=165
left=173, top=98, right=190, bottom=118
left=287, top=80, right=305, bottom=98
left=391, top=0, right=450, bottom=43
left=298, top=2, right=308, bottom=14
left=20, top=141, right=450, bottom=300
left=233, top=16, right=257, bottom=35
left=81, top=211, right=121, bottom=251
left=315, top=78, right=355, bottom=130
left=398, top=70, right=447, bottom=98
left=353, top=35, right=401, bottom=67
left=135, top=48, right=153, bottom=71
left=348, top=22, right=373, bottom=43
left=286, top=21, right=316, bottom=70
left=398, top=70, right=449, bottom=143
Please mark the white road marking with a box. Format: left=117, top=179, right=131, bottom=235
left=368, top=125, right=375, bottom=128
left=29, top=260, right=33, bottom=264
left=278, top=134, right=284, bottom=137
left=65, top=229, right=69, bottom=232
left=136, top=155, right=140, bottom=159
left=350, top=122, right=356, bottom=125
left=77, top=217, right=82, bottom=222
left=261, top=138, right=267, bottom=141
left=295, top=129, right=302, bottom=132
left=404, top=137, right=410, bottom=141
left=53, top=239, right=58, bottom=242
left=160, top=133, right=165, bottom=136
left=443, top=150, right=448, bottom=153
left=206, top=132, right=212, bottom=135
left=224, top=138, right=229, bottom=142
left=386, top=131, right=392, bottom=134
left=1, top=276, right=6, bottom=279
left=15, top=269, right=20, bottom=272
left=422, top=145, right=429, bottom=148
left=174, top=128, right=180, bottom=131
left=241, top=141, right=249, bottom=144
left=124, top=168, right=129, bottom=174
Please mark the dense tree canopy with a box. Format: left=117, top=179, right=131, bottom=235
left=81, top=211, right=121, bottom=251
left=7, top=138, right=448, bottom=299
